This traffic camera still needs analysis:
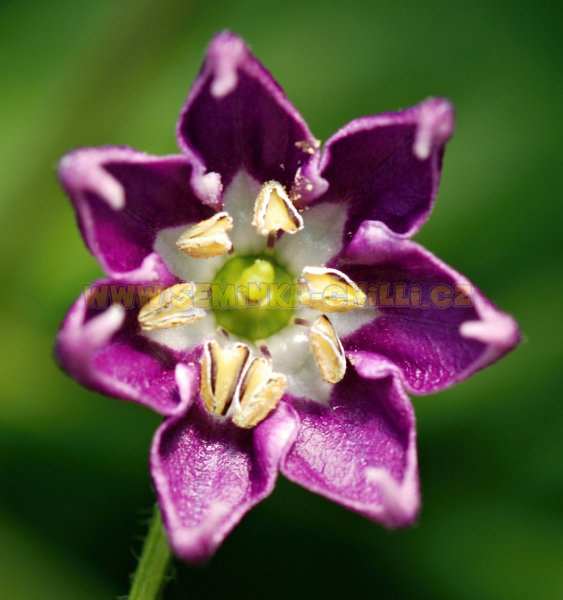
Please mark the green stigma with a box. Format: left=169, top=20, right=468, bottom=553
left=211, top=254, right=295, bottom=341
left=236, top=259, right=275, bottom=304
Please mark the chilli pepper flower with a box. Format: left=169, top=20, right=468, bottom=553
left=56, top=32, right=519, bottom=562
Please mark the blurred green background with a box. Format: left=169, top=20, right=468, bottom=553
left=1, top=0, right=561, bottom=598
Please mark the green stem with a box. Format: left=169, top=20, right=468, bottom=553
left=128, top=507, right=172, bottom=600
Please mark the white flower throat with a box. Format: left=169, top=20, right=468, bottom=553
left=139, top=173, right=371, bottom=428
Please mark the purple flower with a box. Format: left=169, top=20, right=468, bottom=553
left=56, top=32, right=519, bottom=563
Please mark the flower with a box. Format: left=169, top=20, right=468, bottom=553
left=56, top=32, right=519, bottom=563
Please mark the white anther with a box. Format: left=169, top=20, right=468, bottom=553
left=299, top=266, right=366, bottom=312
left=176, top=212, right=233, bottom=258
left=231, top=357, right=287, bottom=428
left=200, top=340, right=250, bottom=416
left=252, top=181, right=304, bottom=237
left=309, top=315, right=346, bottom=384
left=138, top=283, right=205, bottom=331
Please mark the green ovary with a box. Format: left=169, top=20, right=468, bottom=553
left=211, top=254, right=295, bottom=341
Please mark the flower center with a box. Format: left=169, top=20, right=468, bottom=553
left=211, top=254, right=295, bottom=341
left=139, top=180, right=364, bottom=428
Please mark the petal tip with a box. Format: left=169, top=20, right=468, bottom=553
left=460, top=310, right=520, bottom=350
left=206, top=31, right=248, bottom=98
left=165, top=501, right=232, bottom=564
left=55, top=299, right=125, bottom=382
left=58, top=148, right=127, bottom=210
left=365, top=461, right=420, bottom=528
left=413, top=97, right=455, bottom=160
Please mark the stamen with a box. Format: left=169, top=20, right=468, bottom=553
left=309, top=315, right=346, bottom=383
left=200, top=340, right=250, bottom=416
left=299, top=267, right=366, bottom=312
left=252, top=181, right=304, bottom=237
left=176, top=211, right=233, bottom=258
left=138, top=283, right=205, bottom=331
left=231, top=357, right=287, bottom=428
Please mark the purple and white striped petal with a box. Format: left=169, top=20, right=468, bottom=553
left=151, top=401, right=298, bottom=563
left=282, top=360, right=419, bottom=527
left=177, top=32, right=325, bottom=195
left=59, top=148, right=217, bottom=278
left=338, top=221, right=520, bottom=394
left=304, top=98, right=454, bottom=238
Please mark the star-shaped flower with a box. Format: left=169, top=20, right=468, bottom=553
left=56, top=32, right=519, bottom=562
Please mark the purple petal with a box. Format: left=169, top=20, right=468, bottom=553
left=306, top=98, right=454, bottom=238
left=282, top=361, right=419, bottom=527
left=151, top=400, right=299, bottom=562
left=177, top=32, right=325, bottom=193
left=58, top=147, right=216, bottom=278
left=338, top=221, right=520, bottom=394
left=55, top=279, right=201, bottom=416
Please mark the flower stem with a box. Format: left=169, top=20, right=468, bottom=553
left=128, top=506, right=172, bottom=600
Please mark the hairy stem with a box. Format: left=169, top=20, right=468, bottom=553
left=128, top=507, right=172, bottom=600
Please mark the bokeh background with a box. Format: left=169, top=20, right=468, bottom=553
left=1, top=0, right=562, bottom=598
